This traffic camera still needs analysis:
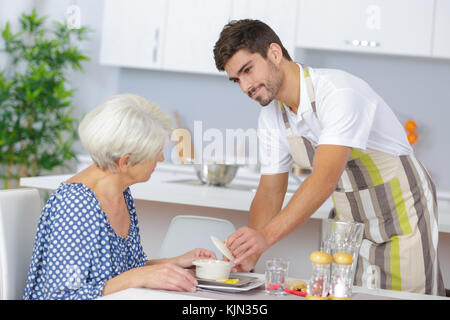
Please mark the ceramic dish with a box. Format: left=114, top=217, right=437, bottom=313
left=192, top=259, right=234, bottom=280
left=196, top=275, right=259, bottom=287
left=197, top=279, right=265, bottom=293
left=210, top=235, right=234, bottom=262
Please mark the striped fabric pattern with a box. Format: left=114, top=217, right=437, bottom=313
left=332, top=148, right=444, bottom=295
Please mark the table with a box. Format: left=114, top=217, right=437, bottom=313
left=98, top=273, right=449, bottom=301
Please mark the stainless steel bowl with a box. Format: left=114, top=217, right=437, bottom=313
left=194, top=163, right=240, bottom=186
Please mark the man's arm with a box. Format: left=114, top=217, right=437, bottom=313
left=231, top=172, right=288, bottom=271
left=228, top=145, right=351, bottom=264
left=249, top=172, right=289, bottom=230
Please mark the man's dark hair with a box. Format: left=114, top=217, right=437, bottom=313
left=213, top=19, right=292, bottom=71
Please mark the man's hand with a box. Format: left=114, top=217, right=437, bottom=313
left=225, top=253, right=259, bottom=272
left=226, top=226, right=269, bottom=265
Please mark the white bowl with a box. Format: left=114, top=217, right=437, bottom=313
left=192, top=259, right=234, bottom=280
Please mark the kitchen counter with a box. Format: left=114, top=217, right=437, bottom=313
left=20, top=162, right=450, bottom=233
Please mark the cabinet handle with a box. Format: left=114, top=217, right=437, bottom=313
left=153, top=28, right=159, bottom=63
left=344, top=40, right=380, bottom=48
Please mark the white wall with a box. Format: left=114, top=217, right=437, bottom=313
left=33, top=0, right=120, bottom=122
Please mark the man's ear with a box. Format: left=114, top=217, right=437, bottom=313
left=267, top=43, right=283, bottom=65
left=117, top=154, right=131, bottom=172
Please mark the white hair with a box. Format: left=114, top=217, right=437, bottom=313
left=78, top=93, right=173, bottom=172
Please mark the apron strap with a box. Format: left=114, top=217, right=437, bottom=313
left=279, top=101, right=291, bottom=128
left=300, top=64, right=317, bottom=115
left=279, top=64, right=318, bottom=132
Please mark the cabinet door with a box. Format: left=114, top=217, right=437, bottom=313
left=297, top=0, right=434, bottom=57
left=99, top=0, right=167, bottom=69
left=230, top=0, right=298, bottom=60
left=432, top=0, right=450, bottom=58
left=162, top=0, right=232, bottom=75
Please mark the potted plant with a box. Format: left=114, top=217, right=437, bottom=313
left=0, top=9, right=90, bottom=189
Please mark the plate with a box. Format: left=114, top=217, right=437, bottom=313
left=210, top=235, right=234, bottom=262
left=197, top=279, right=264, bottom=293
left=196, top=275, right=259, bottom=287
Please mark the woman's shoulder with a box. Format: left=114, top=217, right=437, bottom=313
left=43, top=182, right=102, bottom=223
left=48, top=182, right=96, bottom=204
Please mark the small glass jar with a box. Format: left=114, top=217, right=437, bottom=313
left=329, top=252, right=354, bottom=300
left=306, top=251, right=332, bottom=300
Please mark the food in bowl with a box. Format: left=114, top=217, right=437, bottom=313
left=192, top=259, right=234, bottom=280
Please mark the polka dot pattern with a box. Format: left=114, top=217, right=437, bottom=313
left=23, top=182, right=148, bottom=300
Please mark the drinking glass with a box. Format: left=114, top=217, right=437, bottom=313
left=265, top=258, right=289, bottom=295
left=320, top=219, right=364, bottom=288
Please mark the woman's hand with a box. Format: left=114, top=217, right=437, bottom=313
left=175, top=248, right=217, bottom=268
left=135, top=263, right=198, bottom=292
left=103, top=262, right=198, bottom=296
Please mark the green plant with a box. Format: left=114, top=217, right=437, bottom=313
left=0, top=9, right=90, bottom=189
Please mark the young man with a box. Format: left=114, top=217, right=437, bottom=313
left=214, top=19, right=445, bottom=295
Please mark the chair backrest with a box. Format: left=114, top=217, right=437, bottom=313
left=0, top=188, right=42, bottom=300
left=159, top=215, right=236, bottom=259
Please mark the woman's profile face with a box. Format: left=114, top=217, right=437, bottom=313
left=128, top=151, right=165, bottom=183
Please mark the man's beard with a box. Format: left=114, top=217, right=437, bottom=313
left=249, top=61, right=283, bottom=107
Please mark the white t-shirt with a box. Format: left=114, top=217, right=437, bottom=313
left=258, top=64, right=413, bottom=175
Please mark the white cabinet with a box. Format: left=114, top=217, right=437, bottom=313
left=99, top=0, right=300, bottom=74
left=297, top=0, right=434, bottom=57
left=99, top=0, right=168, bottom=69
left=230, top=0, right=298, bottom=60
left=162, top=0, right=232, bottom=75
left=432, top=0, right=450, bottom=58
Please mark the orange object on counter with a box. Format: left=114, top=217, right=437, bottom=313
left=404, top=119, right=418, bottom=145
left=407, top=132, right=418, bottom=145
left=404, top=120, right=417, bottom=132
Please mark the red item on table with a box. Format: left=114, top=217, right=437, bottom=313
left=285, top=288, right=307, bottom=297
left=267, top=284, right=281, bottom=290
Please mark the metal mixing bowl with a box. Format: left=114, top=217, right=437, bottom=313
left=194, top=162, right=240, bottom=186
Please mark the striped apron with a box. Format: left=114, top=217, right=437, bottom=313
left=281, top=65, right=445, bottom=296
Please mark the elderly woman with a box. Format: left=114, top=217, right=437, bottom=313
left=23, top=94, right=215, bottom=300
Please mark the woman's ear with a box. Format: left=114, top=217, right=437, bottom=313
left=267, top=43, right=283, bottom=65
left=117, top=154, right=131, bottom=172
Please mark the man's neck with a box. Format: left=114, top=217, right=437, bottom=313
left=275, top=61, right=300, bottom=114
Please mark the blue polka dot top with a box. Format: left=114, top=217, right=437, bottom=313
left=23, top=182, right=148, bottom=300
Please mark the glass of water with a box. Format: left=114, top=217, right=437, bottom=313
left=265, top=258, right=289, bottom=295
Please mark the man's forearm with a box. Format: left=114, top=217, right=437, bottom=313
left=246, top=174, right=288, bottom=265
left=249, top=189, right=284, bottom=231
left=261, top=172, right=335, bottom=247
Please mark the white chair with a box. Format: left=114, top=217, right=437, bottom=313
left=0, top=188, right=42, bottom=300
left=159, top=215, right=236, bottom=259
